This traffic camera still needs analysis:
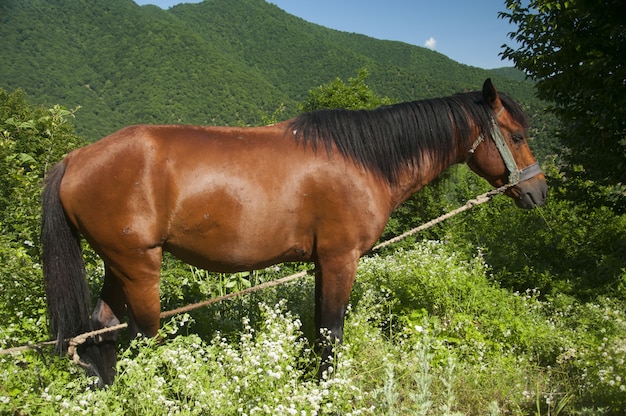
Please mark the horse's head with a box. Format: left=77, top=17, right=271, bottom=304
left=466, top=79, right=548, bottom=209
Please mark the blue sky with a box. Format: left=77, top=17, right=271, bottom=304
left=134, top=0, right=517, bottom=69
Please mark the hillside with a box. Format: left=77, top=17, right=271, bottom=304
left=0, top=0, right=538, bottom=139
left=489, top=67, right=530, bottom=82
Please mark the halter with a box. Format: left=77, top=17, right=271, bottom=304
left=466, top=107, right=542, bottom=185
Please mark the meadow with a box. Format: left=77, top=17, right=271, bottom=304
left=2, top=239, right=625, bottom=415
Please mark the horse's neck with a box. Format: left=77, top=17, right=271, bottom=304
left=389, top=140, right=467, bottom=208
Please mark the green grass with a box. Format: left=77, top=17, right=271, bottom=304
left=1, top=241, right=625, bottom=415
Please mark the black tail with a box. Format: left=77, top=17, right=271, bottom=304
left=41, top=163, right=92, bottom=352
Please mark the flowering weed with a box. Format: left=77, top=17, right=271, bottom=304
left=1, top=241, right=624, bottom=414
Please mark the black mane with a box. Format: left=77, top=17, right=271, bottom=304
left=288, top=91, right=528, bottom=185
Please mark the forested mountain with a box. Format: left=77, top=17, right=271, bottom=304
left=0, top=0, right=538, bottom=139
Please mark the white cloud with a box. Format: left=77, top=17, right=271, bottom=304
left=424, top=37, right=437, bottom=50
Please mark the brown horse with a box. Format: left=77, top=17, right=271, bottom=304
left=42, top=79, right=547, bottom=386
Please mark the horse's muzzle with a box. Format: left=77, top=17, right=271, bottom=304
left=508, top=175, right=548, bottom=209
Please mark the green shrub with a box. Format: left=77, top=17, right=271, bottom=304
left=2, top=241, right=625, bottom=414
left=448, top=188, right=626, bottom=301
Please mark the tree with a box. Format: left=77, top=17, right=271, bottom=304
left=298, top=68, right=391, bottom=112
left=500, top=0, right=626, bottom=212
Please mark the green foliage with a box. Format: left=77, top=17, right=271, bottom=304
left=355, top=243, right=625, bottom=414
left=298, top=68, right=392, bottom=112
left=0, top=89, right=87, bottom=347
left=501, top=0, right=626, bottom=212
left=3, top=242, right=624, bottom=414
left=447, top=166, right=626, bottom=301
left=0, top=238, right=46, bottom=347
left=0, top=89, right=84, bottom=243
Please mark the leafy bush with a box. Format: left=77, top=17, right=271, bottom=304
left=0, top=89, right=85, bottom=246
left=0, top=237, right=46, bottom=347
left=0, top=89, right=87, bottom=347
left=448, top=181, right=626, bottom=300
left=3, top=242, right=624, bottom=414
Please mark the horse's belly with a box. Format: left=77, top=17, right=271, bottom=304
left=164, top=199, right=314, bottom=272
left=164, top=231, right=313, bottom=273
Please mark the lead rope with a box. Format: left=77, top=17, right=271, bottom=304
left=0, top=184, right=512, bottom=360
left=372, top=184, right=511, bottom=251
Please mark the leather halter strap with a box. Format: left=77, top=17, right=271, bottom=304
left=466, top=107, right=542, bottom=185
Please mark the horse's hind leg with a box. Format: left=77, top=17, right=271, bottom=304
left=108, top=247, right=163, bottom=339
left=88, top=247, right=163, bottom=385
left=88, top=268, right=126, bottom=386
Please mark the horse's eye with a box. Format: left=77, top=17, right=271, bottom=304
left=510, top=132, right=524, bottom=143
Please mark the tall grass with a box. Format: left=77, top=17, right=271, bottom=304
left=1, top=241, right=624, bottom=414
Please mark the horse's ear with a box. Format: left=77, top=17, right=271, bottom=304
left=482, top=78, right=502, bottom=111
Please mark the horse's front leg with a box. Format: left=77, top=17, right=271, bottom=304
left=314, top=253, right=359, bottom=378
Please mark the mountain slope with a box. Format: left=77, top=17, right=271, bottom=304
left=0, top=0, right=537, bottom=139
